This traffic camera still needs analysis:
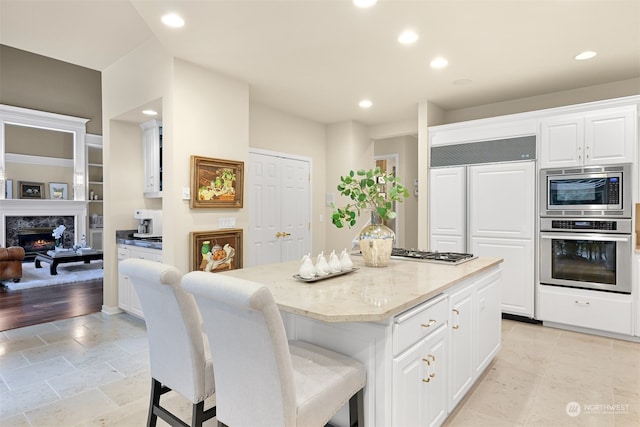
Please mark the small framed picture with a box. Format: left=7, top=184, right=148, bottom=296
left=18, top=181, right=45, bottom=199
left=5, top=179, right=12, bottom=199
left=49, top=182, right=69, bottom=200
left=190, top=155, right=244, bottom=209
left=190, top=229, right=243, bottom=272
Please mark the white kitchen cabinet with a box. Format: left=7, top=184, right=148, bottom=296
left=446, top=282, right=475, bottom=411
left=429, top=167, right=465, bottom=252
left=538, top=284, right=633, bottom=336
left=445, top=268, right=502, bottom=413
left=474, top=269, right=502, bottom=375
left=117, top=244, right=162, bottom=318
left=140, top=120, right=163, bottom=198
left=393, top=325, right=448, bottom=427
left=540, top=106, right=636, bottom=168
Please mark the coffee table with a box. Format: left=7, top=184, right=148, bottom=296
left=34, top=252, right=104, bottom=275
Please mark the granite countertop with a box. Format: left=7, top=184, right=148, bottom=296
left=219, top=256, right=503, bottom=323
left=116, top=229, right=162, bottom=250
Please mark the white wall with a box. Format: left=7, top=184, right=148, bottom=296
left=102, top=38, right=173, bottom=309
left=169, top=58, right=250, bottom=271
left=325, top=121, right=374, bottom=252
left=249, top=103, right=327, bottom=254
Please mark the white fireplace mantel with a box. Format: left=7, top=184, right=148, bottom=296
left=1, top=199, right=88, bottom=246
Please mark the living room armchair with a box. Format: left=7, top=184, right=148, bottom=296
left=0, top=246, right=26, bottom=283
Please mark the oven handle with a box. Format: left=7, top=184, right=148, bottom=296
left=540, top=232, right=631, bottom=242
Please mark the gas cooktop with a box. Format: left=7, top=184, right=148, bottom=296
left=391, top=248, right=477, bottom=265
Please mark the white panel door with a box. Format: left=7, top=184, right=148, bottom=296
left=429, top=167, right=465, bottom=251
left=280, top=159, right=311, bottom=261
left=248, top=153, right=281, bottom=266
left=248, top=152, right=311, bottom=267
left=468, top=162, right=535, bottom=239
left=470, top=237, right=534, bottom=317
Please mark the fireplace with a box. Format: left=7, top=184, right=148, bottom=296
left=0, top=200, right=87, bottom=257
left=5, top=215, right=75, bottom=261
left=18, top=228, right=56, bottom=260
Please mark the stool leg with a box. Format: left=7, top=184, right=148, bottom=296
left=349, top=388, right=364, bottom=427
left=148, top=378, right=162, bottom=427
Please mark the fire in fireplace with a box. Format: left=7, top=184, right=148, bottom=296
left=18, top=228, right=56, bottom=260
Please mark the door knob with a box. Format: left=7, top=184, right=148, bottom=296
left=275, top=232, right=292, bottom=238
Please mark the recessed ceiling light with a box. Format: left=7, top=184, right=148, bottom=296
left=142, top=110, right=158, bottom=116
left=353, top=0, right=378, bottom=8
left=162, top=13, right=184, bottom=28
left=359, top=99, right=373, bottom=109
left=398, top=30, right=419, bottom=45
left=430, top=56, right=449, bottom=69
left=575, top=51, right=597, bottom=60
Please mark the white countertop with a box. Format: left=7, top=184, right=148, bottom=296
left=220, top=256, right=503, bottom=322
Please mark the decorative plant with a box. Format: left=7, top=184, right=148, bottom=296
left=331, top=167, right=409, bottom=228
left=52, top=224, right=66, bottom=247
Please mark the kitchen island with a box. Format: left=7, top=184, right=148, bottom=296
left=222, top=256, right=503, bottom=427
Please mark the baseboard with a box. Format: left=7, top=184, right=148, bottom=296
left=501, top=312, right=541, bottom=324
left=101, top=305, right=122, bottom=315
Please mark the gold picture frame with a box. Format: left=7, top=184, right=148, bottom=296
left=190, top=155, right=244, bottom=208
left=19, top=181, right=45, bottom=199
left=190, top=229, right=243, bottom=273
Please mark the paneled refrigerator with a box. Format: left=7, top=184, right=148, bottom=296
left=429, top=138, right=536, bottom=318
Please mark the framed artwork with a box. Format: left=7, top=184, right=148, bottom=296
left=18, top=181, right=45, bottom=199
left=190, top=229, right=243, bottom=273
left=49, top=182, right=68, bottom=200
left=190, top=155, right=244, bottom=208
left=5, top=179, right=12, bottom=199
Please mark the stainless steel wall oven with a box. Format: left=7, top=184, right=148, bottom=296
left=539, top=218, right=632, bottom=294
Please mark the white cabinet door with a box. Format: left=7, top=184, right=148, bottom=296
left=468, top=162, right=534, bottom=318
left=423, top=325, right=448, bottom=427
left=429, top=167, right=465, bottom=252
left=474, top=269, right=501, bottom=375
left=468, top=162, right=535, bottom=239
left=540, top=114, right=583, bottom=168
left=470, top=237, right=534, bottom=318
left=540, top=106, right=636, bottom=168
left=248, top=152, right=311, bottom=267
left=447, top=282, right=474, bottom=411
left=585, top=106, right=636, bottom=165
left=392, top=339, right=428, bottom=427
left=392, top=325, right=448, bottom=427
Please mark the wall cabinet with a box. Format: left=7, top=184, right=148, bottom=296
left=140, top=120, right=162, bottom=198
left=539, top=106, right=636, bottom=168
left=117, top=244, right=162, bottom=318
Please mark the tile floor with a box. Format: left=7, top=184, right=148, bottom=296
left=0, top=313, right=638, bottom=426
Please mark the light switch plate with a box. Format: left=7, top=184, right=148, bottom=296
left=219, top=217, right=236, bottom=229
left=182, top=187, right=190, bottom=200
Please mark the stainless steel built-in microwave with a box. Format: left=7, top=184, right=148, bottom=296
left=540, top=164, right=632, bottom=217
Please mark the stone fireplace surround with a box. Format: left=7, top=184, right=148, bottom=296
left=0, top=199, right=87, bottom=252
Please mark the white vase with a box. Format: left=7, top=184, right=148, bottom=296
left=358, top=212, right=394, bottom=267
